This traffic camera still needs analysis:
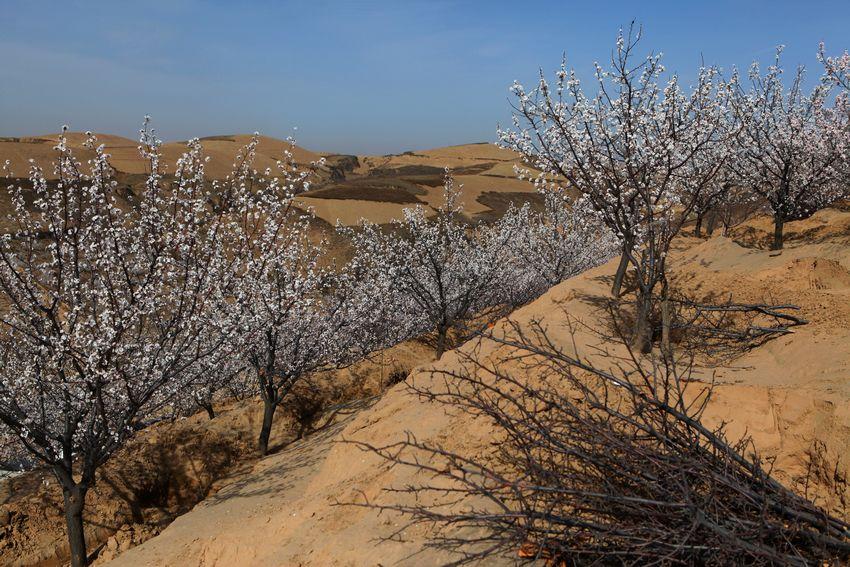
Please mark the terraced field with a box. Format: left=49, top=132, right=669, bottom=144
left=1, top=135, right=542, bottom=226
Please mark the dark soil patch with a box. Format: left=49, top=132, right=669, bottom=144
left=454, top=162, right=500, bottom=175
left=306, top=184, right=421, bottom=204
left=0, top=137, right=52, bottom=144
left=306, top=174, right=429, bottom=203
left=474, top=191, right=546, bottom=221
left=368, top=162, right=498, bottom=181
left=198, top=135, right=237, bottom=142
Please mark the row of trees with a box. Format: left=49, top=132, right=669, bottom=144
left=0, top=28, right=847, bottom=566
left=343, top=177, right=617, bottom=359
left=356, top=31, right=850, bottom=565
left=499, top=25, right=850, bottom=352
left=0, top=125, right=613, bottom=564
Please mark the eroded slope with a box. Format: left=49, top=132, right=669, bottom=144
left=109, top=210, right=850, bottom=566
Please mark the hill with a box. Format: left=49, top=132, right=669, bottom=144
left=0, top=135, right=542, bottom=226
left=0, top=133, right=321, bottom=179
left=94, top=209, right=850, bottom=566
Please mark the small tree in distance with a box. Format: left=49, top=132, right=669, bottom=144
left=493, top=191, right=618, bottom=301
left=346, top=175, right=513, bottom=359
left=0, top=124, right=234, bottom=566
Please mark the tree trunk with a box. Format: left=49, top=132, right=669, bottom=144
left=660, top=280, right=671, bottom=358
left=772, top=214, right=784, bottom=250
left=202, top=402, right=215, bottom=420
left=632, top=290, right=653, bottom=355
left=706, top=211, right=717, bottom=236
left=61, top=482, right=89, bottom=567
left=435, top=326, right=448, bottom=359
left=258, top=397, right=277, bottom=456
left=611, top=245, right=631, bottom=297
left=694, top=213, right=703, bottom=237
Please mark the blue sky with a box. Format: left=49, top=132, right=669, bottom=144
left=2, top=0, right=849, bottom=154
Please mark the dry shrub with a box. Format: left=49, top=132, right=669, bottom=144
left=352, top=318, right=850, bottom=565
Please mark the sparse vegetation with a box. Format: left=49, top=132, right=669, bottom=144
left=355, top=316, right=850, bottom=565
left=305, top=182, right=422, bottom=203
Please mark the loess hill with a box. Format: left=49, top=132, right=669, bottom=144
left=2, top=208, right=847, bottom=566
left=0, top=134, right=543, bottom=227
left=2, top=132, right=850, bottom=565
left=98, top=208, right=850, bottom=566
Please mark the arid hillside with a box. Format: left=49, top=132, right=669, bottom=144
left=92, top=208, right=850, bottom=566
left=0, top=342, right=434, bottom=566
left=3, top=133, right=849, bottom=567
left=0, top=134, right=322, bottom=180
left=4, top=5, right=850, bottom=566
left=0, top=134, right=541, bottom=227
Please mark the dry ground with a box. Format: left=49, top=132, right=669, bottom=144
left=0, top=342, right=433, bottom=566
left=96, top=209, right=850, bottom=567
left=5, top=132, right=850, bottom=566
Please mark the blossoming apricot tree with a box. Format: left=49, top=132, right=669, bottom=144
left=0, top=122, right=237, bottom=566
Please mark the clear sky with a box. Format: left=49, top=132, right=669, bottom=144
left=2, top=0, right=849, bottom=154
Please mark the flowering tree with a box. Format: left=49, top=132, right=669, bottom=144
left=494, top=192, right=618, bottom=300
left=221, top=141, right=379, bottom=456
left=685, top=177, right=733, bottom=237
left=703, top=181, right=763, bottom=237
left=499, top=25, right=729, bottom=352
left=820, top=43, right=850, bottom=91
left=175, top=340, right=248, bottom=420
left=726, top=47, right=849, bottom=249
left=0, top=124, right=234, bottom=566
left=346, top=175, right=511, bottom=359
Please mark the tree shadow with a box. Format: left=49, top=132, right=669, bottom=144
left=205, top=396, right=377, bottom=505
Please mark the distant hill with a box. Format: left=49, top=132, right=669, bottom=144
left=0, top=133, right=322, bottom=180
left=1, top=134, right=543, bottom=225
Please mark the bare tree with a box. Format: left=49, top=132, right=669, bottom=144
left=352, top=317, right=850, bottom=565
left=0, top=123, right=235, bottom=566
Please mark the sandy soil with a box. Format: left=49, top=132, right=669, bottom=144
left=6, top=131, right=848, bottom=565
left=102, top=209, right=850, bottom=566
